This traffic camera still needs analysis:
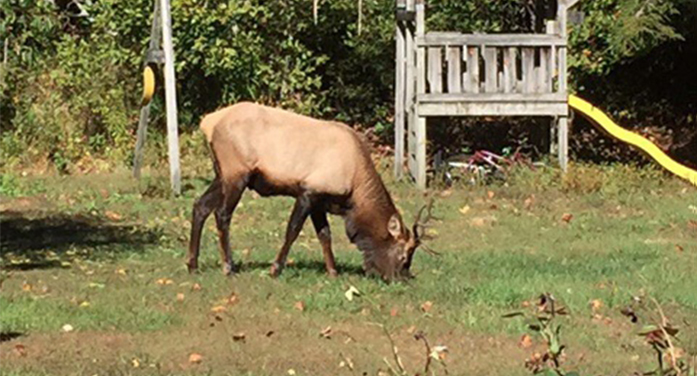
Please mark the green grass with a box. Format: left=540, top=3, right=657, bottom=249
left=1, top=162, right=697, bottom=375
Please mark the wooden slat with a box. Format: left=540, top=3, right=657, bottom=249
left=522, top=47, right=534, bottom=94
left=538, top=47, right=550, bottom=93
left=427, top=47, right=442, bottom=93
left=418, top=92, right=568, bottom=103
left=446, top=46, right=461, bottom=93
left=405, top=18, right=415, bottom=176
left=414, top=0, right=427, bottom=189
left=503, top=47, right=516, bottom=93
left=483, top=47, right=497, bottom=93
left=467, top=46, right=479, bottom=93
left=418, top=101, right=569, bottom=117
left=394, top=22, right=406, bottom=178
left=417, top=33, right=566, bottom=47
left=462, top=44, right=470, bottom=92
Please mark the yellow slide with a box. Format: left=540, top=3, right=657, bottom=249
left=568, top=94, right=697, bottom=187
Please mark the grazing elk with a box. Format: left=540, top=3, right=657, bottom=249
left=186, top=102, right=433, bottom=281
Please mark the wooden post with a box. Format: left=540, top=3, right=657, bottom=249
left=160, top=0, right=182, bottom=195
left=394, top=1, right=406, bottom=179
left=414, top=0, right=426, bottom=189
left=405, top=0, right=416, bottom=178
left=546, top=20, right=558, bottom=155
left=133, top=0, right=161, bottom=180
left=557, top=1, right=569, bottom=171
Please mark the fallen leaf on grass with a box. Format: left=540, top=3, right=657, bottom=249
left=421, top=301, right=433, bottom=313
left=287, top=369, right=296, bottom=375
left=189, top=353, right=203, bottom=364
left=227, top=292, right=238, bottom=305
left=487, top=191, right=495, bottom=199
left=131, top=358, right=140, bottom=368
left=22, top=282, right=32, bottom=292
left=156, top=278, right=174, bottom=286
left=458, top=205, right=471, bottom=215
left=116, top=269, right=127, bottom=276
left=105, top=211, right=122, bottom=221
left=430, top=345, right=449, bottom=360
left=519, top=334, right=533, bottom=349
left=590, top=299, right=603, bottom=312
left=192, top=283, right=202, bottom=291
left=344, top=285, right=361, bottom=301
left=320, top=326, right=332, bottom=339
left=294, top=301, right=305, bottom=312
left=265, top=330, right=275, bottom=337
left=176, top=293, right=185, bottom=302
left=524, top=196, right=535, bottom=209
left=406, top=325, right=417, bottom=334
left=561, top=213, right=573, bottom=223
left=676, top=244, right=684, bottom=253
left=211, top=306, right=226, bottom=313
left=390, top=307, right=399, bottom=317
left=232, top=332, right=246, bottom=342
left=62, top=324, right=74, bottom=333
left=79, top=301, right=91, bottom=308
left=14, top=344, right=27, bottom=357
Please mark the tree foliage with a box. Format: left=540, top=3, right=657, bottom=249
left=0, top=0, right=693, bottom=171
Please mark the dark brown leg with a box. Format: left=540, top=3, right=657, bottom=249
left=269, top=194, right=312, bottom=277
left=187, top=179, right=222, bottom=273
left=214, top=184, right=244, bottom=275
left=311, top=210, right=337, bottom=277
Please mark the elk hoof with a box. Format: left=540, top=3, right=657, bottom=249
left=222, top=263, right=235, bottom=276
left=269, top=263, right=283, bottom=278
left=186, top=262, right=198, bottom=274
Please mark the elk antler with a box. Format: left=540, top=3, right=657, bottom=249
left=412, top=198, right=438, bottom=245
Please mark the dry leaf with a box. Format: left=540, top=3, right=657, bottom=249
left=421, top=301, right=433, bottom=313
left=176, top=293, right=185, bottom=302
left=79, top=301, right=91, bottom=308
left=14, top=344, right=27, bottom=357
left=62, top=324, right=74, bottom=333
left=105, top=211, right=122, bottom=221
left=232, top=332, right=246, bottom=342
left=131, top=358, right=140, bottom=368
left=320, top=326, right=332, bottom=339
left=344, top=285, right=361, bottom=301
left=156, top=278, right=174, bottom=286
left=487, top=191, right=495, bottom=199
left=189, top=353, right=203, bottom=364
left=524, top=196, right=535, bottom=209
left=211, top=306, right=226, bottom=313
left=390, top=307, right=399, bottom=317
left=459, top=205, right=471, bottom=215
left=675, top=244, right=684, bottom=253
left=406, top=325, right=417, bottom=334
left=590, top=299, right=603, bottom=312
left=430, top=345, right=449, bottom=360
left=192, top=283, right=202, bottom=291
left=519, top=334, right=533, bottom=349
left=287, top=369, right=296, bottom=375
left=561, top=213, right=573, bottom=223
left=294, top=301, right=305, bottom=312
left=227, top=293, right=238, bottom=305
left=22, top=282, right=32, bottom=292
left=688, top=219, right=697, bottom=230
left=265, top=330, right=275, bottom=337
left=116, top=269, right=127, bottom=276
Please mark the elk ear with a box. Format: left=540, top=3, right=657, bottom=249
left=387, top=214, right=402, bottom=238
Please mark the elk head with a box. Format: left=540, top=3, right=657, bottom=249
left=373, top=199, right=438, bottom=282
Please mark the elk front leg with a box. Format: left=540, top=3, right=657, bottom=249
left=311, top=209, right=338, bottom=277
left=187, top=179, right=222, bottom=273
left=214, top=185, right=244, bottom=275
left=270, top=194, right=312, bottom=277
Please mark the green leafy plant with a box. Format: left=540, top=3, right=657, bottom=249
left=504, top=293, right=579, bottom=376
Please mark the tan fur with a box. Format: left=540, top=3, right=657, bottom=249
left=203, top=102, right=368, bottom=197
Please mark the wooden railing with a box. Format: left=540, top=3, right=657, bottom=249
left=417, top=33, right=566, bottom=96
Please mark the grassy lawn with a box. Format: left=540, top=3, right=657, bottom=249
left=1, top=162, right=697, bottom=375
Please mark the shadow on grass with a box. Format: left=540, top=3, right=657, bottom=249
left=233, top=260, right=365, bottom=277
left=0, top=211, right=162, bottom=270
left=0, top=332, right=23, bottom=343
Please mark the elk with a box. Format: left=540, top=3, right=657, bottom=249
left=186, top=102, right=433, bottom=281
